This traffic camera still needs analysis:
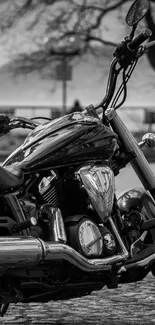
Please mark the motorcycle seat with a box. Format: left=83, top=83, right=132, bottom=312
left=0, top=165, right=24, bottom=190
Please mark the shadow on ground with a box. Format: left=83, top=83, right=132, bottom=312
left=0, top=273, right=155, bottom=325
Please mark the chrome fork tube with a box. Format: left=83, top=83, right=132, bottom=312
left=105, top=108, right=155, bottom=192
left=108, top=216, right=128, bottom=257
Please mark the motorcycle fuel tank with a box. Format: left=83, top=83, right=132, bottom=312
left=4, top=112, right=118, bottom=172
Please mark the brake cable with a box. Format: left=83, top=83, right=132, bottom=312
left=112, top=68, right=127, bottom=109
left=111, top=59, right=138, bottom=109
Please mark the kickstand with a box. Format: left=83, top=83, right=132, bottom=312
left=0, top=303, right=9, bottom=317
left=107, top=265, right=119, bottom=289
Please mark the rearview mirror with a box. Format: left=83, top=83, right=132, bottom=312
left=126, top=0, right=150, bottom=26
left=139, top=133, right=155, bottom=149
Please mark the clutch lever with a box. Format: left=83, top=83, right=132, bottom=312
left=10, top=116, right=39, bottom=129
left=11, top=116, right=39, bottom=126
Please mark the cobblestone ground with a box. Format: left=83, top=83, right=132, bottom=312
left=0, top=273, right=155, bottom=325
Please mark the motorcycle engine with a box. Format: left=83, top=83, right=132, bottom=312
left=37, top=171, right=116, bottom=257
left=38, top=171, right=60, bottom=207
left=65, top=216, right=116, bottom=257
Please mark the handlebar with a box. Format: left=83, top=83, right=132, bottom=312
left=0, top=115, right=40, bottom=136
left=128, top=29, right=152, bottom=51
left=92, top=29, right=155, bottom=113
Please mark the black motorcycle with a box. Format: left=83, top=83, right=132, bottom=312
left=0, top=0, right=155, bottom=317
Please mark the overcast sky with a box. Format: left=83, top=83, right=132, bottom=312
left=0, top=1, right=154, bottom=113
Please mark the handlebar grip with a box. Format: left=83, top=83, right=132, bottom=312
left=0, top=115, right=11, bottom=135
left=0, top=115, right=10, bottom=124
left=128, top=29, right=152, bottom=51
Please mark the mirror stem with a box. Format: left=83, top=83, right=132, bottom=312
left=130, top=24, right=137, bottom=39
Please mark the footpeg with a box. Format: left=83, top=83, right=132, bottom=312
left=107, top=265, right=119, bottom=289
left=130, top=231, right=147, bottom=257
left=13, top=217, right=37, bottom=233
left=125, top=242, right=155, bottom=269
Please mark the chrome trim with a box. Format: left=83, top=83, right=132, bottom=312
left=0, top=237, right=43, bottom=267
left=105, top=107, right=117, bottom=121
left=0, top=237, right=128, bottom=273
left=52, top=207, right=67, bottom=243
left=124, top=253, right=155, bottom=269
left=108, top=217, right=128, bottom=257
left=77, top=165, right=115, bottom=221
left=44, top=241, right=128, bottom=271
left=40, top=205, right=67, bottom=243
left=130, top=231, right=148, bottom=257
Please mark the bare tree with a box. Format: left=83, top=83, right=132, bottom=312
left=145, top=2, right=155, bottom=70
left=0, top=0, right=154, bottom=73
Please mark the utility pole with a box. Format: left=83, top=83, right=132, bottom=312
left=62, top=56, right=67, bottom=116
left=54, top=50, right=79, bottom=116
left=47, top=35, right=82, bottom=116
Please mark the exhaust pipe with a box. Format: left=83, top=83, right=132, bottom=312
left=0, top=236, right=155, bottom=274
left=0, top=237, right=128, bottom=272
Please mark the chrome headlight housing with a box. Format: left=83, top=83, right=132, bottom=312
left=77, top=165, right=115, bottom=222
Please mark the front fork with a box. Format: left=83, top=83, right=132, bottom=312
left=105, top=108, right=155, bottom=276
left=105, top=107, right=155, bottom=197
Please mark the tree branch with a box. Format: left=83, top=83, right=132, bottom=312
left=82, top=0, right=129, bottom=13
left=2, top=0, right=155, bottom=74
left=145, top=5, right=155, bottom=70
left=87, top=35, right=117, bottom=47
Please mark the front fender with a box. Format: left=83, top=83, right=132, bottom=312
left=117, top=187, right=155, bottom=218
left=117, top=187, right=155, bottom=241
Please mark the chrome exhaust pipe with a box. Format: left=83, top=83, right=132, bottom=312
left=0, top=237, right=128, bottom=272
left=41, top=240, right=128, bottom=272
left=0, top=237, right=43, bottom=268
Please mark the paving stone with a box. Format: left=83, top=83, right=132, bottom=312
left=0, top=273, right=155, bottom=324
